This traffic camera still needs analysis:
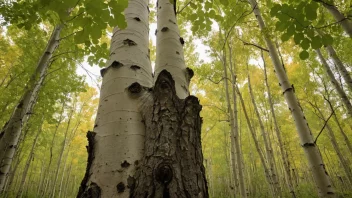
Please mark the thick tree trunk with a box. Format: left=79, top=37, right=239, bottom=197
left=263, top=54, right=296, bottom=197
left=247, top=72, right=280, bottom=197
left=248, top=0, right=334, bottom=196
left=318, top=1, right=352, bottom=37
left=131, top=71, right=208, bottom=197
left=316, top=49, right=352, bottom=117
left=0, top=25, right=62, bottom=192
left=77, top=0, right=152, bottom=196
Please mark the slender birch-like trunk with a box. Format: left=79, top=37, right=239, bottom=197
left=221, top=49, right=245, bottom=198
left=51, top=104, right=75, bottom=198
left=0, top=25, right=62, bottom=192
left=77, top=0, right=153, bottom=196
left=248, top=0, right=334, bottom=196
left=262, top=53, right=296, bottom=197
left=247, top=72, right=280, bottom=197
left=316, top=49, right=352, bottom=117
left=228, top=43, right=246, bottom=198
left=236, top=85, right=275, bottom=196
left=317, top=1, right=352, bottom=37
left=16, top=120, right=43, bottom=198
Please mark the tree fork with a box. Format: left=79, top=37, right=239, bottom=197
left=131, top=70, right=208, bottom=198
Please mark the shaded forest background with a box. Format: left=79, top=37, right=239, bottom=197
left=0, top=0, right=352, bottom=197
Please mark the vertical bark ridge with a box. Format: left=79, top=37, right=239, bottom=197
left=131, top=70, right=208, bottom=198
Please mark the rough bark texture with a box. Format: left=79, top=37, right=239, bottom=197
left=131, top=70, right=208, bottom=198
left=248, top=0, right=334, bottom=196
left=0, top=25, right=62, bottom=192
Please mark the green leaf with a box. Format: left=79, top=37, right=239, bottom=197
left=299, top=50, right=309, bottom=60
left=275, top=21, right=289, bottom=32
left=281, top=32, right=291, bottom=42
left=220, top=0, right=229, bottom=6
left=190, top=2, right=197, bottom=9
left=294, top=33, right=304, bottom=44
left=311, top=36, right=322, bottom=49
left=305, top=3, right=317, bottom=21
left=322, top=34, right=334, bottom=46
left=300, top=38, right=310, bottom=49
left=270, top=4, right=281, bottom=16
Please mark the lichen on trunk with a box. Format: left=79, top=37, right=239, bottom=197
left=131, top=70, right=208, bottom=198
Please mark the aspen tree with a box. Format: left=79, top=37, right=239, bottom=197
left=236, top=85, right=276, bottom=196
left=247, top=0, right=334, bottom=196
left=77, top=0, right=153, bottom=196
left=228, top=43, right=246, bottom=198
left=247, top=70, right=280, bottom=196
left=315, top=49, right=352, bottom=117
left=131, top=0, right=208, bottom=196
left=220, top=45, right=246, bottom=198
left=262, top=52, right=296, bottom=197
left=315, top=0, right=352, bottom=37
left=0, top=25, right=62, bottom=192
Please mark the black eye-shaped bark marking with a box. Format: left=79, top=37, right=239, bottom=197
left=134, top=17, right=141, bottom=21
left=154, top=70, right=177, bottom=97
left=186, top=67, right=194, bottom=80
left=111, top=61, right=123, bottom=68
left=128, top=82, right=142, bottom=94
left=121, top=160, right=131, bottom=168
left=100, top=68, right=107, bottom=77
left=155, top=29, right=158, bottom=36
left=123, top=39, right=137, bottom=46
left=116, top=182, right=125, bottom=193
left=155, top=164, right=173, bottom=184
left=161, top=27, right=169, bottom=32
left=180, top=37, right=185, bottom=45
left=130, top=65, right=141, bottom=71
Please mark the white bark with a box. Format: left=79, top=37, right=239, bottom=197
left=325, top=46, right=352, bottom=92
left=0, top=25, right=62, bottom=192
left=221, top=48, right=246, bottom=198
left=247, top=0, right=334, bottom=196
left=155, top=0, right=189, bottom=98
left=78, top=0, right=152, bottom=196
left=263, top=56, right=296, bottom=197
left=16, top=120, right=43, bottom=198
left=247, top=72, right=280, bottom=196
left=319, top=1, right=352, bottom=37
left=315, top=49, right=352, bottom=117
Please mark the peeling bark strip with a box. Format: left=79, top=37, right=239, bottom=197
left=131, top=70, right=208, bottom=198
left=77, top=131, right=100, bottom=198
